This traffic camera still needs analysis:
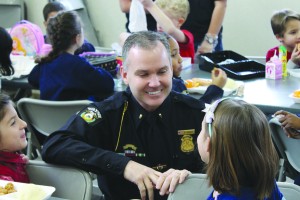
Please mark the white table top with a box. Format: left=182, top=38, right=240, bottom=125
left=180, top=64, right=300, bottom=115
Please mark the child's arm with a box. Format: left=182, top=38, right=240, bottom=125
left=138, top=0, right=187, bottom=43
left=119, top=0, right=132, bottom=13
left=211, top=68, right=227, bottom=89
left=275, top=110, right=300, bottom=130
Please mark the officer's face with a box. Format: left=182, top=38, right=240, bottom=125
left=121, top=42, right=173, bottom=112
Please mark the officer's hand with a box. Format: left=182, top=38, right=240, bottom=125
left=155, top=168, right=191, bottom=196
left=124, top=161, right=162, bottom=200
left=211, top=68, right=227, bottom=89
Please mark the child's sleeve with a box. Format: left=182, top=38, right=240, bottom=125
left=0, top=175, right=14, bottom=181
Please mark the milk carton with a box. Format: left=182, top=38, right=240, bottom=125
left=265, top=53, right=282, bottom=79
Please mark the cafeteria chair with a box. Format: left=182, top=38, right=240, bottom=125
left=17, top=98, right=91, bottom=159
left=269, top=117, right=300, bottom=181
left=277, top=182, right=300, bottom=199
left=27, top=160, right=92, bottom=200
left=167, top=173, right=212, bottom=200
left=167, top=173, right=300, bottom=200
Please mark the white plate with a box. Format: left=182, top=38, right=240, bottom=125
left=187, top=78, right=244, bottom=96
left=289, top=93, right=300, bottom=103
left=0, top=180, right=55, bottom=200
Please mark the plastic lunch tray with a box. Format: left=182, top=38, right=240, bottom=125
left=198, top=50, right=265, bottom=80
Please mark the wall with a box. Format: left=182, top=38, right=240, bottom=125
left=85, top=0, right=126, bottom=48
left=89, top=0, right=300, bottom=57
left=223, top=0, right=300, bottom=56
left=23, top=0, right=300, bottom=57
left=24, top=0, right=48, bottom=32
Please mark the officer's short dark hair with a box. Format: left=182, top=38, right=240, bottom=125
left=122, top=31, right=171, bottom=69
left=43, top=1, right=66, bottom=21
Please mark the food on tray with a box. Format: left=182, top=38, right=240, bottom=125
left=184, top=78, right=212, bottom=88
left=0, top=182, right=16, bottom=195
left=293, top=89, right=300, bottom=98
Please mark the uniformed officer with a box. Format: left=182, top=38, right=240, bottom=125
left=42, top=31, right=226, bottom=200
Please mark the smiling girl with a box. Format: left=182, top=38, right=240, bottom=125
left=0, top=94, right=29, bottom=183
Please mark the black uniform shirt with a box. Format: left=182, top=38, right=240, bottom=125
left=42, top=87, right=221, bottom=200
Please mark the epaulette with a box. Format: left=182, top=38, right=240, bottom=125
left=171, top=91, right=205, bottom=110
left=94, top=92, right=129, bottom=112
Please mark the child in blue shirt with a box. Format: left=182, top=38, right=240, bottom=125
left=28, top=11, right=114, bottom=101
left=198, top=98, right=285, bottom=200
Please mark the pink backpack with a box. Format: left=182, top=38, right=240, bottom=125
left=10, top=20, right=45, bottom=56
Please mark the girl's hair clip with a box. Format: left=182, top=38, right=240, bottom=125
left=202, top=98, right=229, bottom=137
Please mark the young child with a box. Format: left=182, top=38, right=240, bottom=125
left=28, top=11, right=114, bottom=101
left=163, top=33, right=226, bottom=102
left=42, top=2, right=95, bottom=55
left=0, top=27, right=14, bottom=76
left=138, top=0, right=195, bottom=63
left=266, top=9, right=300, bottom=69
left=0, top=94, right=29, bottom=183
left=198, top=98, right=284, bottom=199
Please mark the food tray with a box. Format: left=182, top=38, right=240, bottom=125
left=198, top=50, right=265, bottom=80
left=186, top=78, right=244, bottom=96
left=0, top=180, right=55, bottom=200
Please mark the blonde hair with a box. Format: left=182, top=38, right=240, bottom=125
left=155, top=0, right=190, bottom=20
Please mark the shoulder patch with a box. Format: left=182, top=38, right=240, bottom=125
left=80, top=107, right=102, bottom=125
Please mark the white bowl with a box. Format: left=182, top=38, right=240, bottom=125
left=289, top=93, right=300, bottom=103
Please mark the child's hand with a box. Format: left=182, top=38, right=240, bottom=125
left=291, top=44, right=300, bottom=65
left=211, top=68, right=227, bottom=89
left=284, top=127, right=300, bottom=139
left=274, top=110, right=300, bottom=131
left=20, top=154, right=29, bottom=163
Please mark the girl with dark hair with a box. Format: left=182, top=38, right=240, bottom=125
left=0, top=27, right=14, bottom=76
left=28, top=11, right=114, bottom=101
left=0, top=93, right=29, bottom=183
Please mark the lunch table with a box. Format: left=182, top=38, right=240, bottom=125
left=180, top=64, right=300, bottom=115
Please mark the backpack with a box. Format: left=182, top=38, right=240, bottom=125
left=10, top=20, right=45, bottom=56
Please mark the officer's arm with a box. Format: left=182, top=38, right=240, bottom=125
left=41, top=111, right=131, bottom=176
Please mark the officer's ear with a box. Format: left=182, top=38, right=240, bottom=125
left=120, top=65, right=129, bottom=85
